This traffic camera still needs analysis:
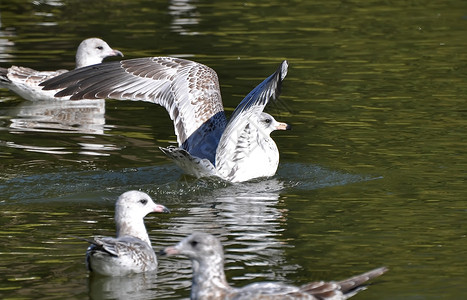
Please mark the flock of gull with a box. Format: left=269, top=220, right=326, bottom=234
left=1, top=38, right=387, bottom=299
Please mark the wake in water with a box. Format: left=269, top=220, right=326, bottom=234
left=0, top=162, right=381, bottom=204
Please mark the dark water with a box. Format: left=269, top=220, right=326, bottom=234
left=1, top=0, right=467, bottom=299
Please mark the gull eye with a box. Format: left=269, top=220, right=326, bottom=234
left=139, top=199, right=148, bottom=205
left=97, top=46, right=104, bottom=50
left=264, top=118, right=272, bottom=124
left=190, top=240, right=198, bottom=247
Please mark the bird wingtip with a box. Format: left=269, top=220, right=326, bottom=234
left=280, top=60, right=288, bottom=81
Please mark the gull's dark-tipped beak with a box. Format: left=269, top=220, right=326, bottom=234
left=159, top=246, right=179, bottom=256
left=154, top=204, right=170, bottom=214
left=113, top=49, right=124, bottom=57
left=277, top=122, right=291, bottom=130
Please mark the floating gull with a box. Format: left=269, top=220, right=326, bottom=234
left=84, top=191, right=169, bottom=276
left=160, top=232, right=388, bottom=300
left=0, top=38, right=123, bottom=101
left=41, top=57, right=290, bottom=182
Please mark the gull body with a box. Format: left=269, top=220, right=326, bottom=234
left=85, top=191, right=169, bottom=276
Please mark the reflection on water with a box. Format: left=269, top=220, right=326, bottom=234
left=9, top=99, right=107, bottom=134
left=0, top=37, right=15, bottom=62
left=0, top=99, right=120, bottom=157
left=0, top=9, right=16, bottom=62
left=154, top=178, right=297, bottom=298
left=88, top=272, right=159, bottom=300
left=169, top=0, right=200, bottom=36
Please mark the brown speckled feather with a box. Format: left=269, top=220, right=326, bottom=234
left=43, top=57, right=226, bottom=149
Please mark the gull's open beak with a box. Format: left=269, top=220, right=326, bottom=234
left=276, top=122, right=291, bottom=130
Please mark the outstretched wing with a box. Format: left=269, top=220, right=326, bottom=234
left=229, top=60, right=288, bottom=122
left=41, top=57, right=227, bottom=152
left=215, top=61, right=288, bottom=177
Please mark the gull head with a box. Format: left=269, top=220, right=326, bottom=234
left=75, top=37, right=124, bottom=68
left=255, top=112, right=291, bottom=135
left=160, top=232, right=224, bottom=263
left=115, top=190, right=170, bottom=222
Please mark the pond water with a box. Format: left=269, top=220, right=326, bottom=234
left=1, top=0, right=467, bottom=299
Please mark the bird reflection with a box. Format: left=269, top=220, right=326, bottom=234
left=9, top=99, right=107, bottom=134
left=158, top=178, right=299, bottom=288
left=88, top=271, right=159, bottom=300
left=0, top=14, right=16, bottom=62
left=169, top=0, right=200, bottom=35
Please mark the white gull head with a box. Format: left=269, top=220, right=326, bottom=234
left=75, top=37, right=123, bottom=69
left=252, top=112, right=291, bottom=135
left=114, top=190, right=169, bottom=245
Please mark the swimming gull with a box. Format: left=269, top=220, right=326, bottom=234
left=160, top=232, right=388, bottom=300
left=40, top=57, right=290, bottom=182
left=0, top=38, right=123, bottom=101
left=84, top=190, right=169, bottom=276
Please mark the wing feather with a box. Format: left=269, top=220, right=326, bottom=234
left=229, top=60, right=288, bottom=121
left=41, top=57, right=226, bottom=150
left=215, top=61, right=288, bottom=174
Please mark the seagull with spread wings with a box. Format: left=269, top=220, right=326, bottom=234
left=41, top=58, right=290, bottom=182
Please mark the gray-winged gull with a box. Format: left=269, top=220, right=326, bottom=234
left=41, top=58, right=291, bottom=182
left=84, top=191, right=169, bottom=276
left=160, top=232, right=388, bottom=300
left=0, top=38, right=123, bottom=101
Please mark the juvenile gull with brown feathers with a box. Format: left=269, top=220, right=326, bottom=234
left=84, top=191, right=169, bottom=276
left=160, top=232, right=388, bottom=300
left=0, top=38, right=123, bottom=101
left=41, top=58, right=290, bottom=182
